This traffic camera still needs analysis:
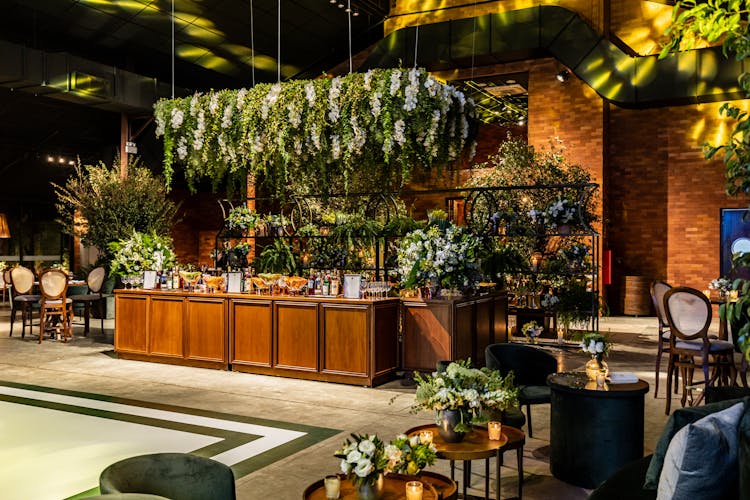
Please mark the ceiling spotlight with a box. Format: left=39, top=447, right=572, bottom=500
left=47, top=156, right=54, bottom=163
left=58, top=157, right=65, bottom=164
left=68, top=160, right=75, bottom=166
left=345, top=7, right=351, bottom=12
left=353, top=10, right=359, bottom=16
left=337, top=2, right=344, bottom=7
left=329, top=0, right=336, bottom=3
left=556, top=70, right=570, bottom=82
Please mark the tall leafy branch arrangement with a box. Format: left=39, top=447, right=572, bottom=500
left=661, top=0, right=750, bottom=196
left=53, top=156, right=179, bottom=264
left=662, top=1, right=750, bottom=358
left=154, top=68, right=477, bottom=196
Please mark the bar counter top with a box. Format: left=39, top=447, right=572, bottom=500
left=114, top=288, right=398, bottom=305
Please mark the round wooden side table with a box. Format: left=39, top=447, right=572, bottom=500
left=302, top=471, right=456, bottom=500
left=405, top=423, right=526, bottom=500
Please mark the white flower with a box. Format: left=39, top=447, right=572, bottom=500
left=331, top=135, right=341, bottom=159
left=595, top=342, right=604, bottom=353
left=409, top=435, right=419, bottom=447
left=390, top=70, right=402, bottom=96
left=393, top=119, right=406, bottom=145
left=370, top=92, right=382, bottom=118
left=221, top=105, right=233, bottom=128
left=304, top=81, right=316, bottom=106
left=235, top=88, right=247, bottom=109
left=346, top=450, right=362, bottom=463
left=170, top=108, right=184, bottom=129
left=208, top=93, right=219, bottom=115
left=340, top=459, right=350, bottom=474
left=354, top=458, right=374, bottom=478
left=358, top=439, right=376, bottom=456
left=364, top=69, right=375, bottom=91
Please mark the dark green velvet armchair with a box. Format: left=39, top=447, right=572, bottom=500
left=99, top=452, right=236, bottom=500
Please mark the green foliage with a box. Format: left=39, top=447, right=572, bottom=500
left=225, top=205, right=261, bottom=233
left=661, top=1, right=750, bottom=196
left=154, top=68, right=478, bottom=197
left=255, top=238, right=298, bottom=275
left=108, top=231, right=177, bottom=277
left=53, top=156, right=178, bottom=263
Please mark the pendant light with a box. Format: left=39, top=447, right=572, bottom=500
left=0, top=213, right=10, bottom=238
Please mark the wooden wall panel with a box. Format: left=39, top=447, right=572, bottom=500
left=115, top=295, right=148, bottom=353
left=321, top=304, right=368, bottom=376
left=186, top=298, right=226, bottom=362
left=149, top=296, right=184, bottom=357
left=231, top=300, right=272, bottom=367
left=374, top=302, right=399, bottom=374
left=402, top=301, right=451, bottom=372
left=275, top=301, right=318, bottom=370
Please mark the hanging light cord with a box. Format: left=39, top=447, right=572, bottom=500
left=250, top=0, right=255, bottom=86
left=277, top=0, right=281, bottom=83
left=470, top=0, right=477, bottom=80
left=414, top=25, right=419, bottom=68
left=347, top=0, right=353, bottom=73
left=171, top=0, right=175, bottom=98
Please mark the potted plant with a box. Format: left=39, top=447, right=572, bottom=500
left=411, top=359, right=518, bottom=442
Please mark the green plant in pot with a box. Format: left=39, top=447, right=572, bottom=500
left=255, top=239, right=297, bottom=275
left=411, top=359, right=518, bottom=443
left=53, top=155, right=179, bottom=271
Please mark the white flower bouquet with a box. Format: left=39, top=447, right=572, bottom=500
left=108, top=231, right=177, bottom=277
left=579, top=332, right=611, bottom=363
left=545, top=197, right=577, bottom=228
left=522, top=321, right=544, bottom=340
left=709, top=278, right=731, bottom=293
left=334, top=434, right=397, bottom=488
left=412, top=359, right=518, bottom=433
left=396, top=221, right=481, bottom=293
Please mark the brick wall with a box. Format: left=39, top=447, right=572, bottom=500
left=169, top=188, right=224, bottom=266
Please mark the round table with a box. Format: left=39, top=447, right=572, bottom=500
left=548, top=372, right=650, bottom=489
left=302, top=471, right=456, bottom=500
left=405, top=423, right=525, bottom=500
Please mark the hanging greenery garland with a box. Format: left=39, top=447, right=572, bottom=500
left=154, top=68, right=477, bottom=196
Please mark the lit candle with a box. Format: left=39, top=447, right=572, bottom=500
left=324, top=475, right=340, bottom=499
left=703, top=289, right=711, bottom=299
left=405, top=481, right=423, bottom=500
left=488, top=421, right=502, bottom=440
left=729, top=290, right=739, bottom=301
left=418, top=430, right=433, bottom=445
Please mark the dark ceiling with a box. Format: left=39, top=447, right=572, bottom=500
left=0, top=0, right=389, bottom=207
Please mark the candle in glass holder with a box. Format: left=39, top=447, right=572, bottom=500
left=703, top=289, right=711, bottom=299
left=729, top=290, right=739, bottom=301
left=418, top=430, right=433, bottom=444
left=405, top=481, right=423, bottom=500
left=324, top=475, right=340, bottom=499
left=488, top=421, right=502, bottom=440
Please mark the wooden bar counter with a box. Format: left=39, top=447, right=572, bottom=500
left=114, top=289, right=399, bottom=386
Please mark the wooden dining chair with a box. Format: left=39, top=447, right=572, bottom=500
left=650, top=280, right=673, bottom=398
left=9, top=266, right=40, bottom=338
left=663, top=286, right=736, bottom=414
left=38, top=268, right=73, bottom=343
left=69, top=266, right=106, bottom=336
left=0, top=268, right=8, bottom=303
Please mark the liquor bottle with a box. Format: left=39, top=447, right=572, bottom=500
left=322, top=272, right=330, bottom=296
left=314, top=272, right=321, bottom=295
left=172, top=268, right=180, bottom=290
left=308, top=271, right=315, bottom=296
left=330, top=276, right=339, bottom=296
left=164, top=271, right=171, bottom=290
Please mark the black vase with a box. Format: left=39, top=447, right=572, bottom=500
left=437, top=409, right=466, bottom=443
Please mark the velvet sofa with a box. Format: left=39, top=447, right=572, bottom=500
left=588, top=387, right=750, bottom=499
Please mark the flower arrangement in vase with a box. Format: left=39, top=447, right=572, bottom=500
left=545, top=197, right=577, bottom=233
left=580, top=333, right=612, bottom=380
left=396, top=218, right=481, bottom=296
left=411, top=359, right=518, bottom=442
left=335, top=432, right=436, bottom=499
left=108, top=231, right=177, bottom=278
left=522, top=321, right=544, bottom=344
left=709, top=277, right=732, bottom=299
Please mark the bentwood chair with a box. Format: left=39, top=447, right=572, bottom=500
left=9, top=266, right=40, bottom=338
left=663, top=286, right=736, bottom=414
left=38, top=268, right=73, bottom=343
left=485, top=343, right=558, bottom=438
left=69, top=266, right=106, bottom=336
left=99, top=453, right=236, bottom=500
left=0, top=268, right=8, bottom=303
left=650, top=280, right=673, bottom=398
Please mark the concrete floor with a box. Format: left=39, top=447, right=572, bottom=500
left=0, top=301, right=724, bottom=499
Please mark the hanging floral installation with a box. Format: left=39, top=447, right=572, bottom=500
left=154, top=68, right=477, bottom=195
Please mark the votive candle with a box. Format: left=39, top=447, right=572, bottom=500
left=488, top=421, right=502, bottom=440
left=703, top=289, right=711, bottom=299
left=405, top=481, right=423, bottom=500
left=418, top=430, right=433, bottom=444
left=324, top=475, right=340, bottom=499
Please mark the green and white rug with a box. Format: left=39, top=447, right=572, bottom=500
left=0, top=381, right=338, bottom=500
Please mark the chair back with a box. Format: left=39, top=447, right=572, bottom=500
left=10, top=266, right=35, bottom=295
left=651, top=280, right=672, bottom=329
left=87, top=266, right=106, bottom=293
left=39, top=269, right=69, bottom=300
left=663, top=286, right=711, bottom=342
left=99, top=452, right=236, bottom=500
left=3, top=268, right=10, bottom=288
left=485, top=343, right=558, bottom=386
